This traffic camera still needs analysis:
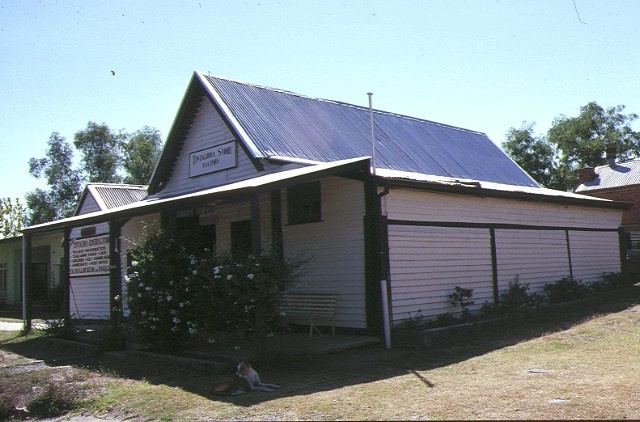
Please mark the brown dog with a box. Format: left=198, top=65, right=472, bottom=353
left=213, top=361, right=281, bottom=395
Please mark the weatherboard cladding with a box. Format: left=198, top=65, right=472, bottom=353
left=201, top=74, right=540, bottom=188
left=577, top=159, right=640, bottom=191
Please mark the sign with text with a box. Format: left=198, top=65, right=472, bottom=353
left=70, top=235, right=110, bottom=277
left=189, top=141, right=237, bottom=177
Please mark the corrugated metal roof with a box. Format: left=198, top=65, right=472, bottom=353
left=89, top=184, right=148, bottom=210
left=378, top=168, right=617, bottom=204
left=577, top=159, right=640, bottom=191
left=200, top=73, right=540, bottom=188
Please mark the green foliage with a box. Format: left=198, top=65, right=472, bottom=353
left=543, top=277, right=589, bottom=304
left=590, top=272, right=633, bottom=292
left=27, top=123, right=163, bottom=224
left=503, top=123, right=562, bottom=189
left=122, top=126, right=163, bottom=185
left=73, top=121, right=124, bottom=183
left=27, top=132, right=83, bottom=223
left=402, top=309, right=425, bottom=329
left=499, top=277, right=544, bottom=312
left=503, top=102, right=640, bottom=191
left=549, top=102, right=640, bottom=168
left=448, top=286, right=474, bottom=320
left=479, top=301, right=500, bottom=319
left=433, top=312, right=458, bottom=327
left=125, top=228, right=305, bottom=351
left=0, top=197, right=26, bottom=238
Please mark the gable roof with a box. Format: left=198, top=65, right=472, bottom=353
left=149, top=71, right=539, bottom=193
left=576, top=159, right=640, bottom=192
left=74, top=183, right=148, bottom=215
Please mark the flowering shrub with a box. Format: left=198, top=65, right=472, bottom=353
left=125, top=228, right=305, bottom=350
left=543, top=276, right=589, bottom=304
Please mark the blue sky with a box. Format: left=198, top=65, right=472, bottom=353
left=1, top=0, right=639, bottom=202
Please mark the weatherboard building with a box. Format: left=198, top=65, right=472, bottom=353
left=18, top=71, right=629, bottom=335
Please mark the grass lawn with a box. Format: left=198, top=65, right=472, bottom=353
left=1, top=288, right=639, bottom=420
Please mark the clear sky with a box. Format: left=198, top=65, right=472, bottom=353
left=1, top=0, right=639, bottom=202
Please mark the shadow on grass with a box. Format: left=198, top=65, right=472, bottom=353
left=2, top=287, right=640, bottom=408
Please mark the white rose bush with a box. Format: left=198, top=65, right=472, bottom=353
left=125, top=228, right=306, bottom=351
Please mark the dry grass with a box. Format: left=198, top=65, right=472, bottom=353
left=1, top=290, right=640, bottom=420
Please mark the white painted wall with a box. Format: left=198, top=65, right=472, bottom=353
left=384, top=187, right=624, bottom=326
left=214, top=177, right=368, bottom=328
left=282, top=177, right=367, bottom=329
left=158, top=96, right=289, bottom=198
left=569, top=230, right=621, bottom=283
left=69, top=275, right=109, bottom=319
left=495, top=229, right=571, bottom=293
left=383, top=189, right=622, bottom=228
left=388, top=225, right=493, bottom=323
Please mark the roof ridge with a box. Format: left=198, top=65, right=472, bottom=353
left=88, top=182, right=147, bottom=189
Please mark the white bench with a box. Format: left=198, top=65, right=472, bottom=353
left=278, top=292, right=338, bottom=337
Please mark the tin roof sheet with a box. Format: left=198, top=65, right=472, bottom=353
left=200, top=73, right=539, bottom=188
left=577, top=159, right=640, bottom=191
left=86, top=183, right=148, bottom=211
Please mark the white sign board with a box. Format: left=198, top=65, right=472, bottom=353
left=70, top=235, right=110, bottom=277
left=189, top=141, right=237, bottom=177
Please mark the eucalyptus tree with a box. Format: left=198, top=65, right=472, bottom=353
left=27, top=132, right=83, bottom=224
left=503, top=102, right=640, bottom=191
left=0, top=197, right=27, bottom=238
left=122, top=126, right=163, bottom=185
left=26, top=123, right=163, bottom=224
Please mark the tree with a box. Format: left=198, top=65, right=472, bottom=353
left=548, top=102, right=640, bottom=169
left=0, top=198, right=27, bottom=238
left=26, top=123, right=164, bottom=224
left=27, top=132, right=83, bottom=224
left=503, top=123, right=560, bottom=189
left=122, top=126, right=163, bottom=184
left=74, top=121, right=124, bottom=183
left=503, top=102, right=640, bottom=191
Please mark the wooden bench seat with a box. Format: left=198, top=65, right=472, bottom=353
left=278, top=292, right=338, bottom=337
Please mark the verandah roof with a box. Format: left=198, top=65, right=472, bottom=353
left=22, top=157, right=371, bottom=234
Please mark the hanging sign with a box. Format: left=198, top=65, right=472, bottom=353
left=69, top=235, right=110, bottom=277
left=189, top=141, right=237, bottom=177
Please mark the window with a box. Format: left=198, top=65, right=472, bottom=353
left=176, top=215, right=216, bottom=255
left=287, top=181, right=321, bottom=225
left=231, top=220, right=252, bottom=258
left=0, top=262, right=6, bottom=299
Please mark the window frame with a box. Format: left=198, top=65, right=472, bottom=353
left=287, top=181, right=322, bottom=225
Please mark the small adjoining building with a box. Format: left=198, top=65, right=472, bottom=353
left=577, top=146, right=640, bottom=278
left=0, top=232, right=63, bottom=311
left=0, top=184, right=146, bottom=317
left=20, top=71, right=629, bottom=334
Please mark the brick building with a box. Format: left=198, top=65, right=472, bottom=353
left=576, top=148, right=640, bottom=278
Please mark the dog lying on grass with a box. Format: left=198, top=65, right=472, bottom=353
left=213, top=361, right=281, bottom=395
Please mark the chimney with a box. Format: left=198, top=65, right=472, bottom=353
left=577, top=167, right=596, bottom=186
left=605, top=143, right=617, bottom=167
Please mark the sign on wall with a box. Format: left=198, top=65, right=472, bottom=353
left=70, top=235, right=110, bottom=277
left=189, top=141, right=237, bottom=177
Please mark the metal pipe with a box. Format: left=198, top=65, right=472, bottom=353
left=380, top=279, right=392, bottom=349
left=368, top=92, right=376, bottom=177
